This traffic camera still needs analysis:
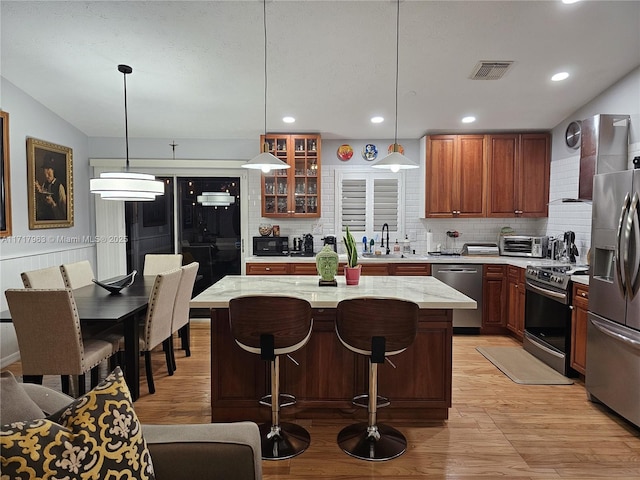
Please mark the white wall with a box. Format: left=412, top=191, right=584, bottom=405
left=0, top=78, right=96, bottom=367
left=545, top=66, right=640, bottom=260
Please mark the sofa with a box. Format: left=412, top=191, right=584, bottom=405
left=0, top=370, right=262, bottom=480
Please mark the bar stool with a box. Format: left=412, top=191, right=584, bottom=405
left=229, top=295, right=313, bottom=460
left=335, top=297, right=419, bottom=461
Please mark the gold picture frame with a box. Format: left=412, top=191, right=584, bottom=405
left=27, top=137, right=74, bottom=229
left=0, top=111, right=11, bottom=237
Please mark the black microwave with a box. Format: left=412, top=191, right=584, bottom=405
left=253, top=236, right=289, bottom=256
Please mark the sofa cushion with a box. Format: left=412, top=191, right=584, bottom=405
left=1, top=367, right=155, bottom=480
left=0, top=371, right=45, bottom=425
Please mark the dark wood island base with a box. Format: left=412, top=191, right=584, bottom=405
left=209, top=308, right=453, bottom=423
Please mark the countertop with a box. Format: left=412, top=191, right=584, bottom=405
left=190, top=275, right=477, bottom=310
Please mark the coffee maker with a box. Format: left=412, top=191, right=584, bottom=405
left=303, top=233, right=314, bottom=255
left=563, top=231, right=579, bottom=263
left=322, top=235, right=337, bottom=252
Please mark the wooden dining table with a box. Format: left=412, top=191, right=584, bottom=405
left=1, top=275, right=154, bottom=401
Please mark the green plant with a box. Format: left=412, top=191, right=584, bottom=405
left=343, top=226, right=359, bottom=268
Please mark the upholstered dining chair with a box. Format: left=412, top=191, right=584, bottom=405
left=143, top=254, right=183, bottom=276
left=4, top=289, right=121, bottom=396
left=60, top=260, right=95, bottom=289
left=169, top=262, right=199, bottom=368
left=139, top=268, right=182, bottom=394
left=20, top=266, right=66, bottom=289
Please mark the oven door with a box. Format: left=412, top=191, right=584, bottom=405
left=524, top=280, right=572, bottom=375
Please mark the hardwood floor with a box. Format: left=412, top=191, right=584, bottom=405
left=5, top=320, right=640, bottom=478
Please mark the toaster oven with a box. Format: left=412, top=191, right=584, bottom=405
left=499, top=235, right=548, bottom=258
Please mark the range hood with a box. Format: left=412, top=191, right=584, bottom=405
left=550, top=114, right=630, bottom=204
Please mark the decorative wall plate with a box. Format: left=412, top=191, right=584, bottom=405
left=337, top=144, right=354, bottom=161
left=388, top=143, right=404, bottom=155
left=362, top=144, right=378, bottom=161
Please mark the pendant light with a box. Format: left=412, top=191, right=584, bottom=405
left=242, top=0, right=290, bottom=173
left=90, top=65, right=164, bottom=201
left=371, top=0, right=418, bottom=173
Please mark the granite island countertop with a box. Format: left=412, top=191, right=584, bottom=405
left=191, top=274, right=477, bottom=310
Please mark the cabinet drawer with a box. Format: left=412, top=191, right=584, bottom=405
left=484, top=264, right=506, bottom=278
left=290, top=263, right=319, bottom=275
left=246, top=263, right=289, bottom=275
left=361, top=264, right=389, bottom=276
left=572, top=283, right=589, bottom=308
left=390, top=263, right=431, bottom=276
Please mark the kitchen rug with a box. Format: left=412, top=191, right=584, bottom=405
left=476, top=346, right=574, bottom=385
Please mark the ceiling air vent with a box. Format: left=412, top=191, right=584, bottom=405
left=470, top=61, right=514, bottom=80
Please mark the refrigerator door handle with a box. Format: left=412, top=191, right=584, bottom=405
left=616, top=193, right=631, bottom=297
left=590, top=316, right=640, bottom=351
left=626, top=192, right=640, bottom=300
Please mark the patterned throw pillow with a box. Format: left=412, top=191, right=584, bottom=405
left=1, top=367, right=155, bottom=480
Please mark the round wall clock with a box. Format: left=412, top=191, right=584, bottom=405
left=565, top=121, right=581, bottom=149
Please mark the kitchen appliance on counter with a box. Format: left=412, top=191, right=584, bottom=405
left=290, top=233, right=315, bottom=257
left=322, top=235, right=338, bottom=252
left=586, top=169, right=639, bottom=428
left=461, top=242, right=499, bottom=256
left=547, top=237, right=563, bottom=261
left=432, top=264, right=482, bottom=332
left=523, top=264, right=588, bottom=376
left=499, top=235, right=548, bottom=258
left=562, top=231, right=579, bottom=263
left=253, top=236, right=289, bottom=256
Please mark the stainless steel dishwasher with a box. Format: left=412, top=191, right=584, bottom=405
left=432, top=264, right=482, bottom=331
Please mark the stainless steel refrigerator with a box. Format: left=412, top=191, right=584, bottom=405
left=587, top=169, right=640, bottom=428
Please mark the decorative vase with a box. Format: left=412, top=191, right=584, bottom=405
left=316, top=245, right=339, bottom=286
left=344, top=265, right=361, bottom=286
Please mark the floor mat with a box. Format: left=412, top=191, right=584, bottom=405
left=476, top=346, right=574, bottom=385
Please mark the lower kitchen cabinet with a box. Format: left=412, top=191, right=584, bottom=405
left=571, top=283, right=589, bottom=375
left=482, top=265, right=506, bottom=333
left=246, top=262, right=432, bottom=277
left=506, top=265, right=525, bottom=340
left=245, top=263, right=290, bottom=275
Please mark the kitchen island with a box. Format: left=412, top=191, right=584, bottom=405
left=191, top=275, right=476, bottom=423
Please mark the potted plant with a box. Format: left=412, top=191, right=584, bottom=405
left=343, top=226, right=361, bottom=285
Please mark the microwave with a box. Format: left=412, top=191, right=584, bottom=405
left=253, top=236, right=289, bottom=256
left=499, top=235, right=548, bottom=258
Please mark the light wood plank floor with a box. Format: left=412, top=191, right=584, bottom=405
left=5, top=320, right=640, bottom=479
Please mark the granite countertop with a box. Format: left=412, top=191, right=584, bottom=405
left=191, top=275, right=477, bottom=310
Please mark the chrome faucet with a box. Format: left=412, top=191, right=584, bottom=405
left=381, top=223, right=390, bottom=255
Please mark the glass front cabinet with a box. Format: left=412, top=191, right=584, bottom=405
left=260, top=134, right=321, bottom=218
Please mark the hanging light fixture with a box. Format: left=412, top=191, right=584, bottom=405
left=197, top=191, right=235, bottom=207
left=242, top=0, right=290, bottom=173
left=90, top=64, right=164, bottom=201
left=371, top=0, right=418, bottom=173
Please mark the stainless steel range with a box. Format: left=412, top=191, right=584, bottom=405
left=523, top=264, right=588, bottom=376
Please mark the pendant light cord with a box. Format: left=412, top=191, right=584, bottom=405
left=263, top=0, right=268, bottom=137
left=122, top=68, right=130, bottom=171
left=393, top=0, right=400, bottom=146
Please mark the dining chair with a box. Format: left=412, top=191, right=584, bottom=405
left=139, top=268, right=182, bottom=394
left=169, top=262, right=199, bottom=369
left=4, top=288, right=122, bottom=396
left=143, top=254, right=183, bottom=276
left=20, top=266, right=66, bottom=289
left=60, top=260, right=95, bottom=289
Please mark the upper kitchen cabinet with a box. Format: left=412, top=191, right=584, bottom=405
left=425, top=135, right=486, bottom=218
left=486, top=133, right=550, bottom=218
left=260, top=134, right=321, bottom=218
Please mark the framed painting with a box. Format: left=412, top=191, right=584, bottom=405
left=26, top=137, right=74, bottom=229
left=0, top=111, right=11, bottom=237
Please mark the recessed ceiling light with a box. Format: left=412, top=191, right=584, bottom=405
left=282, top=116, right=295, bottom=123
left=551, top=72, right=570, bottom=82
left=371, top=116, right=384, bottom=124
left=462, top=116, right=476, bottom=124
left=562, top=0, right=581, bottom=4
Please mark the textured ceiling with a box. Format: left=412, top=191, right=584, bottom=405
left=2, top=0, right=639, bottom=140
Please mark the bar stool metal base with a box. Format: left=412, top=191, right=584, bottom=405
left=259, top=422, right=311, bottom=460
left=337, top=422, right=407, bottom=461
left=352, top=394, right=390, bottom=409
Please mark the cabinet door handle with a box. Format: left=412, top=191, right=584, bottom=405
left=581, top=292, right=587, bottom=297
left=265, top=267, right=271, bottom=271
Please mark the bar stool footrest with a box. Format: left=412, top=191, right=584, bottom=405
left=259, top=393, right=296, bottom=408
left=259, top=422, right=310, bottom=460
left=352, top=393, right=390, bottom=409
left=337, top=422, right=407, bottom=461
